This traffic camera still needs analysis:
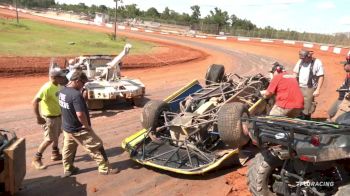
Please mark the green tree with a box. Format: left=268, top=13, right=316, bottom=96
left=204, top=7, right=229, bottom=33
left=190, top=5, right=200, bottom=24
left=124, top=4, right=141, bottom=18
left=145, top=7, right=160, bottom=18
left=161, top=7, right=170, bottom=20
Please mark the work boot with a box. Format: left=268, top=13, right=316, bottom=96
left=62, top=166, right=80, bottom=178
left=32, top=154, right=47, bottom=170
left=99, top=168, right=119, bottom=175
left=51, top=149, right=62, bottom=161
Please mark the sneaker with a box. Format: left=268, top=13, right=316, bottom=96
left=99, top=168, right=119, bottom=175
left=32, top=157, right=47, bottom=170
left=62, top=167, right=79, bottom=178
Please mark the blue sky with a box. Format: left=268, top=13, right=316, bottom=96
left=55, top=0, right=350, bottom=34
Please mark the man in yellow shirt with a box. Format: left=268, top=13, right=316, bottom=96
left=32, top=68, right=67, bottom=169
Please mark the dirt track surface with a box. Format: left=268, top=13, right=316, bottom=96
left=0, top=8, right=346, bottom=196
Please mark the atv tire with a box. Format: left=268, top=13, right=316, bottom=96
left=141, top=100, right=169, bottom=132
left=205, top=64, right=225, bottom=85
left=217, top=102, right=250, bottom=148
left=247, top=151, right=283, bottom=196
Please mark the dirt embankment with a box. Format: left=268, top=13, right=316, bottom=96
left=0, top=44, right=206, bottom=77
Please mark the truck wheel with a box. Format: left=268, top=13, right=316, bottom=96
left=141, top=100, right=169, bottom=132
left=132, top=96, right=145, bottom=107
left=248, top=151, right=283, bottom=196
left=87, top=100, right=104, bottom=110
left=205, top=64, right=225, bottom=85
left=217, top=102, right=250, bottom=148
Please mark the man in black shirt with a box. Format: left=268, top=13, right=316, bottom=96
left=59, top=71, right=118, bottom=177
left=328, top=55, right=350, bottom=120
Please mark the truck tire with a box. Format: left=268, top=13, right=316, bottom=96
left=247, top=151, right=283, bottom=196
left=217, top=102, right=250, bottom=148
left=132, top=96, right=145, bottom=107
left=87, top=100, right=104, bottom=110
left=205, top=64, right=225, bottom=85
left=141, top=100, right=169, bottom=132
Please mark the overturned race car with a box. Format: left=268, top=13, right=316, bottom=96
left=122, top=64, right=272, bottom=174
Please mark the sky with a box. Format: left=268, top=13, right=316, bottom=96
left=55, top=0, right=350, bottom=34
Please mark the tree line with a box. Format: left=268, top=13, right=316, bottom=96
left=1, top=0, right=349, bottom=46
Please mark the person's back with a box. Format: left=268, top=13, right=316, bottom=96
left=269, top=72, right=304, bottom=109
left=59, top=87, right=90, bottom=133
left=262, top=62, right=304, bottom=118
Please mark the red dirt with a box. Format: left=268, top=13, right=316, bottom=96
left=0, top=45, right=205, bottom=77
left=0, top=7, right=345, bottom=196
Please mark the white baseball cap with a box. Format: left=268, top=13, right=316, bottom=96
left=49, top=67, right=67, bottom=77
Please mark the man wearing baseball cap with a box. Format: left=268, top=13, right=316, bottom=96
left=32, top=67, right=67, bottom=169
left=293, top=49, right=325, bottom=120
left=261, top=62, right=304, bottom=117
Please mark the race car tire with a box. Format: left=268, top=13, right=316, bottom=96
left=205, top=64, right=225, bottom=85
left=247, top=151, right=283, bottom=196
left=141, top=100, right=169, bottom=132
left=217, top=102, right=250, bottom=148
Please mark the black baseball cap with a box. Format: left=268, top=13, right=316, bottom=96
left=270, top=62, right=285, bottom=73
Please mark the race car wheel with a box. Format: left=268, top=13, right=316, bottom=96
left=205, top=64, right=225, bottom=85
left=217, top=102, right=250, bottom=148
left=141, top=100, right=169, bottom=132
left=247, top=151, right=283, bottom=196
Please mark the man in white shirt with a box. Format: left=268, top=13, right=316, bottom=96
left=293, top=49, right=325, bottom=120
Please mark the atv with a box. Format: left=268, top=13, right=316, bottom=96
left=245, top=115, right=350, bottom=196
left=122, top=64, right=273, bottom=174
left=0, top=129, right=26, bottom=195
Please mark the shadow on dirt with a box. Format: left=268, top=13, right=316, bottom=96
left=69, top=146, right=142, bottom=174
left=74, top=146, right=124, bottom=162
left=17, top=176, right=87, bottom=196
left=77, top=159, right=143, bottom=175
left=89, top=97, right=151, bottom=118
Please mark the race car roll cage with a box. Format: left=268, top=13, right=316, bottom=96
left=126, top=73, right=269, bottom=170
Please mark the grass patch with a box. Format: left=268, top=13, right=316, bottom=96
left=0, top=18, right=154, bottom=56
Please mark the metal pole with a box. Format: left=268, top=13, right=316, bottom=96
left=15, top=0, right=19, bottom=24
left=114, top=0, right=117, bottom=40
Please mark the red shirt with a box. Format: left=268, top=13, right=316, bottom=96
left=267, top=73, right=304, bottom=109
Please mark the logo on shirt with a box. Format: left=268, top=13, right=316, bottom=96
left=59, top=93, right=70, bottom=109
